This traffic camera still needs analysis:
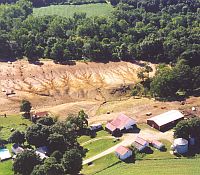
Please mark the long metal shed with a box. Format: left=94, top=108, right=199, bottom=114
left=147, top=110, right=184, bottom=131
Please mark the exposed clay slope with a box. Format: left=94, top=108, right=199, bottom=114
left=0, top=60, right=155, bottom=114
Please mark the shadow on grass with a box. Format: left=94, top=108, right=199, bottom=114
left=125, top=126, right=141, bottom=134
left=143, top=147, right=154, bottom=154
left=160, top=147, right=167, bottom=152
left=183, top=145, right=200, bottom=158
left=123, top=156, right=136, bottom=164
left=93, top=161, right=121, bottom=175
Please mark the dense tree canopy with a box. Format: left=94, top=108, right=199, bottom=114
left=20, top=100, right=32, bottom=113
left=26, top=123, right=50, bottom=147
left=13, top=150, right=41, bottom=175
left=31, top=157, right=64, bottom=175
left=0, top=0, right=199, bottom=64
left=174, top=117, right=200, bottom=140
left=65, top=110, right=88, bottom=134
left=9, top=130, right=25, bottom=144
left=150, top=60, right=200, bottom=99
left=61, top=149, right=83, bottom=174
left=15, top=111, right=88, bottom=174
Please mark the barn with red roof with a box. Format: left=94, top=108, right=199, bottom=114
left=105, top=113, right=136, bottom=135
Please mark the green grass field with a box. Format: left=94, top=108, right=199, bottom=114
left=82, top=139, right=200, bottom=175
left=0, top=160, right=13, bottom=175
left=82, top=153, right=200, bottom=175
left=84, top=138, right=119, bottom=159
left=0, top=115, right=31, bottom=175
left=78, top=130, right=110, bottom=145
left=33, top=3, right=114, bottom=18
left=0, top=115, right=32, bottom=140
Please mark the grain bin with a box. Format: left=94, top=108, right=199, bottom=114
left=173, top=138, right=188, bottom=154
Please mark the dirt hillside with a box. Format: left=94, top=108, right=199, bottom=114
left=0, top=60, right=155, bottom=115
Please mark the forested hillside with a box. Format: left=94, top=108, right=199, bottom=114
left=0, top=0, right=199, bottom=63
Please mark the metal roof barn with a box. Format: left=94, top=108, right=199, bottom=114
left=147, top=110, right=184, bottom=131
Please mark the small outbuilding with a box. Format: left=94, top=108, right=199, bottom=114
left=147, top=110, right=184, bottom=131
left=172, top=138, right=188, bottom=154
left=132, top=136, right=149, bottom=152
left=36, top=150, right=48, bottom=160
left=151, top=140, right=164, bottom=150
left=105, top=113, right=136, bottom=135
left=115, top=146, right=132, bottom=160
left=89, top=123, right=102, bottom=131
left=11, top=144, right=24, bottom=155
left=31, top=111, right=49, bottom=122
left=36, top=146, right=48, bottom=155
left=36, top=146, right=49, bottom=160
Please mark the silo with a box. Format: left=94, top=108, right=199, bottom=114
left=173, top=138, right=188, bottom=154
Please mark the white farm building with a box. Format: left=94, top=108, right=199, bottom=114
left=115, top=146, right=132, bottom=160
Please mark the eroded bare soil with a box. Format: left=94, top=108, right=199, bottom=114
left=0, top=60, right=155, bottom=115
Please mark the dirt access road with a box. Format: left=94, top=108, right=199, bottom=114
left=83, top=129, right=173, bottom=165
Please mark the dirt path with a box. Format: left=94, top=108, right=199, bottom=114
left=83, top=129, right=173, bottom=165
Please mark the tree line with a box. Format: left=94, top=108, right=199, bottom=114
left=0, top=0, right=106, bottom=7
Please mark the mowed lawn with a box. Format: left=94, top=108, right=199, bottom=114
left=78, top=130, right=111, bottom=145
left=82, top=139, right=200, bottom=175
left=0, top=115, right=32, bottom=140
left=0, top=115, right=31, bottom=175
left=78, top=129, right=119, bottom=160
left=0, top=160, right=13, bottom=175
left=84, top=138, right=119, bottom=159
left=82, top=153, right=200, bottom=175
left=33, top=3, right=114, bottom=18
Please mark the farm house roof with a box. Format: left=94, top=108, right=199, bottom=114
left=147, top=110, right=184, bottom=127
left=106, top=113, right=136, bottom=131
left=34, top=111, right=49, bottom=117
left=106, top=122, right=117, bottom=132
left=134, top=136, right=148, bottom=146
left=151, top=140, right=164, bottom=147
left=115, top=146, right=130, bottom=155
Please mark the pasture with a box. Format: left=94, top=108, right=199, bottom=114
left=33, top=3, right=114, bottom=18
